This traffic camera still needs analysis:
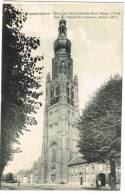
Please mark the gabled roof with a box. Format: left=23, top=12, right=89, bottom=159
left=68, top=154, right=87, bottom=166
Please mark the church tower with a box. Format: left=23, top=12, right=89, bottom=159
left=41, top=17, right=79, bottom=183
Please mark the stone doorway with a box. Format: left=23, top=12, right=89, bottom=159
left=97, top=173, right=106, bottom=186
left=50, top=173, right=56, bottom=183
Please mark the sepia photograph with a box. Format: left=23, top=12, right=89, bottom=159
left=0, top=1, right=123, bottom=191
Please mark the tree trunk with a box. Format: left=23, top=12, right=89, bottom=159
left=0, top=164, right=4, bottom=190
left=0, top=168, right=3, bottom=190
left=110, top=159, right=116, bottom=190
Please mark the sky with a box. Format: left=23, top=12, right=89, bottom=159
left=4, top=2, right=123, bottom=174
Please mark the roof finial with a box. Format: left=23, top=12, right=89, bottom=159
left=58, top=12, right=67, bottom=35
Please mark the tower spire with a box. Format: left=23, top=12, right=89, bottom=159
left=52, top=18, right=72, bottom=80
left=58, top=16, right=67, bottom=36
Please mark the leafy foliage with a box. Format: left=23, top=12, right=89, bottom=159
left=16, top=157, right=42, bottom=183
left=78, top=75, right=122, bottom=188
left=2, top=172, right=15, bottom=183
left=1, top=4, right=43, bottom=173
left=78, top=75, right=121, bottom=163
left=30, top=157, right=42, bottom=178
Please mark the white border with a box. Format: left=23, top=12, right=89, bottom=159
left=0, top=1, right=124, bottom=195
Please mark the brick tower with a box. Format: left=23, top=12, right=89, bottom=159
left=41, top=17, right=79, bottom=183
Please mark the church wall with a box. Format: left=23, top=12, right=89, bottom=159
left=44, top=103, right=79, bottom=183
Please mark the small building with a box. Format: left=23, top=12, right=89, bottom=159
left=68, top=154, right=120, bottom=187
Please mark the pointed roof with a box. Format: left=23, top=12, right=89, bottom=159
left=68, top=154, right=87, bottom=167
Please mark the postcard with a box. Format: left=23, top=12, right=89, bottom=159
left=0, top=1, right=123, bottom=191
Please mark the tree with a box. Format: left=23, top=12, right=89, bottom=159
left=30, top=157, right=42, bottom=183
left=78, top=75, right=122, bottom=190
left=0, top=4, right=43, bottom=187
left=15, top=157, right=42, bottom=184
left=2, top=172, right=14, bottom=183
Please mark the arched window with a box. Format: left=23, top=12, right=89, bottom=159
left=71, top=87, right=74, bottom=98
left=71, top=86, right=74, bottom=106
left=52, top=144, right=56, bottom=163
left=56, top=85, right=60, bottom=97
left=66, top=82, right=70, bottom=97
left=51, top=87, right=54, bottom=99
left=50, top=85, right=60, bottom=105
left=50, top=87, right=54, bottom=105
left=66, top=84, right=74, bottom=106
left=54, top=84, right=60, bottom=104
left=66, top=83, right=70, bottom=104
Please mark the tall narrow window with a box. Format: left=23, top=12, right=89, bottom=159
left=50, top=87, right=54, bottom=105
left=66, top=83, right=70, bottom=97
left=51, top=87, right=54, bottom=99
left=55, top=84, right=60, bottom=103
left=66, top=82, right=70, bottom=104
left=52, top=144, right=56, bottom=163
left=71, top=86, right=74, bottom=106
left=50, top=85, right=60, bottom=105
left=56, top=85, right=60, bottom=97
left=66, top=83, right=74, bottom=106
